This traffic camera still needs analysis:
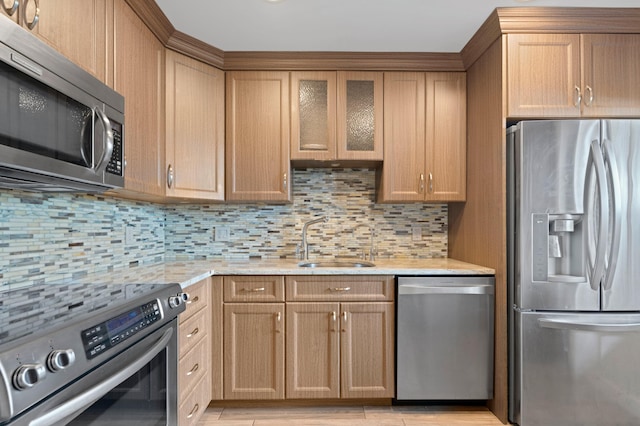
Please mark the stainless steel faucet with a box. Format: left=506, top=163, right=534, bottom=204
left=301, top=216, right=328, bottom=260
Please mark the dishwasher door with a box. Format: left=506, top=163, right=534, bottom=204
left=396, top=276, right=494, bottom=400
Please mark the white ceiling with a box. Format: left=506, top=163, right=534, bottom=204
left=154, top=0, right=640, bottom=53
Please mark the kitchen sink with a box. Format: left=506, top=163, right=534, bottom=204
left=297, top=261, right=375, bottom=268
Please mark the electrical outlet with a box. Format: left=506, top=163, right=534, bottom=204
left=215, top=226, right=231, bottom=242
left=411, top=225, right=422, bottom=242
left=124, top=226, right=135, bottom=245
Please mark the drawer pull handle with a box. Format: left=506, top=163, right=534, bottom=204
left=187, top=295, right=199, bottom=304
left=186, top=363, right=199, bottom=376
left=187, top=403, right=200, bottom=419
left=330, top=287, right=351, bottom=292
left=187, top=327, right=199, bottom=338
left=242, top=287, right=265, bottom=292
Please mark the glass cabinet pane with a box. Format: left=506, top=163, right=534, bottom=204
left=345, top=80, right=375, bottom=152
left=299, top=80, right=329, bottom=151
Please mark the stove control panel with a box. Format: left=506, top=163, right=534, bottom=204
left=81, top=299, right=162, bottom=360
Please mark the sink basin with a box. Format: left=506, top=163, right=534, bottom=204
left=298, top=261, right=375, bottom=268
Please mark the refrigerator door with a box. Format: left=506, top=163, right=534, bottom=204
left=514, top=311, right=640, bottom=426
left=513, top=120, right=601, bottom=311
left=601, top=120, right=640, bottom=311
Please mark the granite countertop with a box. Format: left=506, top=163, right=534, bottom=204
left=87, top=258, right=494, bottom=289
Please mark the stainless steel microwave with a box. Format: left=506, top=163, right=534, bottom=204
left=0, top=15, right=124, bottom=193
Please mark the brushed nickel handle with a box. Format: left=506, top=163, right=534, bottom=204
left=186, top=327, right=199, bottom=338
left=428, top=173, right=433, bottom=193
left=585, top=85, right=594, bottom=106
left=331, top=311, right=337, bottom=322
left=574, top=86, right=582, bottom=108
left=330, top=287, right=351, bottom=292
left=2, top=0, right=18, bottom=16
left=342, top=311, right=347, bottom=322
left=419, top=173, right=425, bottom=193
left=167, top=165, right=174, bottom=188
left=186, top=363, right=199, bottom=376
left=187, top=403, right=200, bottom=419
left=241, top=287, right=265, bottom=292
left=283, top=172, right=288, bottom=190
left=276, top=312, right=281, bottom=322
left=23, top=0, right=39, bottom=30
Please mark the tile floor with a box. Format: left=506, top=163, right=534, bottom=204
left=197, top=405, right=505, bottom=425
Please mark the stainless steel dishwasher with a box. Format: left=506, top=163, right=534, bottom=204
left=396, top=276, right=494, bottom=400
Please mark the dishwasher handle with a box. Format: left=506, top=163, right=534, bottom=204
left=398, top=283, right=494, bottom=296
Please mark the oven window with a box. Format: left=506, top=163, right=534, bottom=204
left=67, top=349, right=167, bottom=425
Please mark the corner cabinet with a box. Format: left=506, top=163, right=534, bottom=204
left=114, top=0, right=165, bottom=197
left=378, top=72, right=466, bottom=203
left=225, top=72, right=291, bottom=202
left=165, top=50, right=225, bottom=201
left=1, top=0, right=111, bottom=83
left=291, top=71, right=383, bottom=162
left=507, top=33, right=640, bottom=117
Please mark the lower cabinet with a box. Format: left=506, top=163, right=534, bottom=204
left=220, top=275, right=395, bottom=401
left=178, top=278, right=211, bottom=426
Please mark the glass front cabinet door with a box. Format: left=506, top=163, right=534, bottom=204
left=291, top=71, right=383, bottom=162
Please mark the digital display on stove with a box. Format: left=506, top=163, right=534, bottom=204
left=81, top=300, right=161, bottom=359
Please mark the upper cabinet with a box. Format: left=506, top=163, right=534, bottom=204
left=226, top=71, right=291, bottom=202
left=165, top=50, right=225, bottom=201
left=507, top=33, right=640, bottom=117
left=114, top=0, right=165, bottom=197
left=2, top=0, right=111, bottom=83
left=291, top=71, right=383, bottom=162
left=378, top=72, right=466, bottom=203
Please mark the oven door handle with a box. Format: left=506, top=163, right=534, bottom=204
left=29, top=327, right=173, bottom=426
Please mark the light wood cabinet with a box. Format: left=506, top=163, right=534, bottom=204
left=225, top=71, right=291, bottom=202
left=165, top=50, right=225, bottom=201
left=222, top=276, right=285, bottom=400
left=379, top=72, right=466, bottom=203
left=291, top=71, right=383, bottom=162
left=1, top=0, right=111, bottom=83
left=507, top=33, right=640, bottom=117
left=178, top=278, right=211, bottom=426
left=114, top=0, right=165, bottom=197
left=285, top=276, right=395, bottom=399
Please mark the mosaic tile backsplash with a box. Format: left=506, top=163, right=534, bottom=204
left=1, top=168, right=447, bottom=286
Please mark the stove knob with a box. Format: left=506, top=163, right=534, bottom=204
left=13, top=363, right=46, bottom=390
left=47, top=349, right=76, bottom=372
left=168, top=295, right=182, bottom=309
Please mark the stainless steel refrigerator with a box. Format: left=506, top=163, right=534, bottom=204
left=507, top=120, right=640, bottom=426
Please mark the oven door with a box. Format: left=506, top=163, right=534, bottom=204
left=12, top=320, right=178, bottom=426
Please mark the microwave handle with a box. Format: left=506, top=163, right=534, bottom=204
left=93, top=107, right=114, bottom=173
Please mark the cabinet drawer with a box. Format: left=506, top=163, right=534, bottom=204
left=179, top=337, right=209, bottom=399
left=179, top=308, right=208, bottom=358
left=286, top=276, right=394, bottom=301
left=182, top=278, right=210, bottom=321
left=224, top=276, right=285, bottom=302
left=178, top=372, right=210, bottom=426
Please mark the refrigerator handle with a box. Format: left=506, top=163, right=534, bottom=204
left=602, top=139, right=622, bottom=292
left=538, top=318, right=640, bottom=333
left=586, top=140, right=609, bottom=291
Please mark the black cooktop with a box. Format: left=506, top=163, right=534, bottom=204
left=0, top=282, right=168, bottom=348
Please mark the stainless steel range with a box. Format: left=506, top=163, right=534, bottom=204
left=0, top=281, right=187, bottom=425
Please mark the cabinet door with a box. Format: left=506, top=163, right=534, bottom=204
left=114, top=0, right=165, bottom=196
left=337, top=71, right=383, bottom=161
left=20, top=0, right=111, bottom=83
left=223, top=303, right=285, bottom=399
left=379, top=72, right=426, bottom=202
left=507, top=34, right=581, bottom=118
left=340, top=302, right=394, bottom=398
left=425, top=72, right=466, bottom=202
left=581, top=34, right=640, bottom=117
left=165, top=50, right=224, bottom=200
left=226, top=71, right=291, bottom=202
left=291, top=71, right=337, bottom=161
left=286, top=303, right=340, bottom=399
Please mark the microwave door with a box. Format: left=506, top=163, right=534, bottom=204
left=515, top=120, right=600, bottom=311
left=601, top=120, right=640, bottom=311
